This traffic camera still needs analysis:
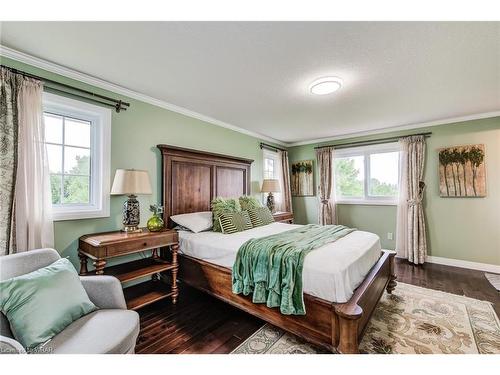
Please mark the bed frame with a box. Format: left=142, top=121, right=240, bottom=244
left=158, top=144, right=396, bottom=354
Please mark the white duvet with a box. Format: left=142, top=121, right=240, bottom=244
left=178, top=223, right=381, bottom=303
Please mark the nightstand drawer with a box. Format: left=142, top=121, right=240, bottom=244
left=107, top=233, right=177, bottom=257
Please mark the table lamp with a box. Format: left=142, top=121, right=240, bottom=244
left=261, top=179, right=281, bottom=213
left=111, top=169, right=152, bottom=232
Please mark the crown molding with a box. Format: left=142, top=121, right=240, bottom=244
left=287, top=110, right=500, bottom=147
left=0, top=45, right=286, bottom=146
left=2, top=45, right=499, bottom=149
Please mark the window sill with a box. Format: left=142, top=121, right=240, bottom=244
left=336, top=200, right=398, bottom=206
left=52, top=207, right=110, bottom=221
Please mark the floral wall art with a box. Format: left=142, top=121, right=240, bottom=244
left=438, top=144, right=486, bottom=197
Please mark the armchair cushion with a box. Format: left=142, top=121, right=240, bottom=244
left=0, top=335, right=26, bottom=354
left=0, top=258, right=96, bottom=351
left=48, top=309, right=140, bottom=354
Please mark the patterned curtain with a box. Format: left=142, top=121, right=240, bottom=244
left=277, top=150, right=293, bottom=213
left=0, top=67, right=54, bottom=256
left=396, top=135, right=428, bottom=264
left=315, top=146, right=336, bottom=225
left=0, top=68, right=21, bottom=255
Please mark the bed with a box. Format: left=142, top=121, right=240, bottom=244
left=158, top=144, right=396, bottom=354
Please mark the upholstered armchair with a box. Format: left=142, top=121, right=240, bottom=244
left=0, top=248, right=140, bottom=354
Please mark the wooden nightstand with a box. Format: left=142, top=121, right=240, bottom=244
left=272, top=211, right=294, bottom=224
left=78, top=228, right=179, bottom=310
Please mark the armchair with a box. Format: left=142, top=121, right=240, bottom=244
left=0, top=248, right=140, bottom=354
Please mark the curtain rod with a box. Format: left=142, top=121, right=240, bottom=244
left=1, top=65, right=130, bottom=113
left=259, top=142, right=287, bottom=152
left=314, top=132, right=432, bottom=150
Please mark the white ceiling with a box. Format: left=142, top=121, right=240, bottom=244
left=1, top=22, right=499, bottom=144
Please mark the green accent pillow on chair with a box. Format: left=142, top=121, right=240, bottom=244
left=238, top=196, right=262, bottom=211
left=0, top=258, right=97, bottom=351
left=219, top=211, right=253, bottom=234
left=211, top=197, right=241, bottom=232
left=247, top=207, right=275, bottom=227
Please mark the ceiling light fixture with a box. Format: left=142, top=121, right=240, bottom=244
left=309, top=77, right=343, bottom=95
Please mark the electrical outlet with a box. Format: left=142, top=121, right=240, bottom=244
left=387, top=232, right=393, bottom=240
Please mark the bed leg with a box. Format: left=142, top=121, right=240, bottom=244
left=386, top=251, right=397, bottom=294
left=334, top=304, right=362, bottom=354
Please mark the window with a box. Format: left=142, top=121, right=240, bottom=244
left=43, top=93, right=111, bottom=220
left=263, top=149, right=279, bottom=179
left=262, top=149, right=282, bottom=206
left=334, top=143, right=400, bottom=205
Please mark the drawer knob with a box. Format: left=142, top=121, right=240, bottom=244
left=143, top=242, right=148, bottom=246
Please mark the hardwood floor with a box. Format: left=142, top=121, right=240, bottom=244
left=136, top=287, right=262, bottom=353
left=136, top=259, right=499, bottom=354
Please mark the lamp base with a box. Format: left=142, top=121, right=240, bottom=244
left=266, top=192, right=275, bottom=213
left=121, top=225, right=143, bottom=233
left=122, top=194, right=141, bottom=233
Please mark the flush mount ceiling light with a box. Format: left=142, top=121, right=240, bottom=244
left=309, top=77, right=343, bottom=95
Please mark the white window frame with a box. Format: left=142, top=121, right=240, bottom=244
left=43, top=92, right=111, bottom=221
left=262, top=149, right=282, bottom=206
left=333, top=142, right=400, bottom=206
left=262, top=149, right=279, bottom=180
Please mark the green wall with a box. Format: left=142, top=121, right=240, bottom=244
left=1, top=56, right=278, bottom=270
left=289, top=117, right=500, bottom=266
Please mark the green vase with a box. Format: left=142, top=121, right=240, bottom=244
left=147, top=213, right=164, bottom=232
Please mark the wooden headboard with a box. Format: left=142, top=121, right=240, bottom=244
left=157, top=145, right=253, bottom=228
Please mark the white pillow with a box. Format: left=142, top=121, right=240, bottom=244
left=170, top=211, right=213, bottom=233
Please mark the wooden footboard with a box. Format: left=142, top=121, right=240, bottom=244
left=177, top=250, right=396, bottom=353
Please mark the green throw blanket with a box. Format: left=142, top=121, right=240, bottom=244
left=232, top=224, right=356, bottom=315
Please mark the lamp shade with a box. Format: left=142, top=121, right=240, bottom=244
left=261, top=179, right=281, bottom=193
left=111, top=169, right=152, bottom=195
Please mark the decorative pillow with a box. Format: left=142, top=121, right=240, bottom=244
left=219, top=211, right=253, bottom=234
left=0, top=258, right=97, bottom=351
left=239, top=196, right=262, bottom=211
left=170, top=211, right=213, bottom=233
left=247, top=207, right=275, bottom=227
left=211, top=197, right=241, bottom=232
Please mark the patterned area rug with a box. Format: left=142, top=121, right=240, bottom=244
left=232, top=283, right=500, bottom=354
left=485, top=273, right=500, bottom=292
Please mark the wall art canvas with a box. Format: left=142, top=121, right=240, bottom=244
left=438, top=144, right=486, bottom=197
left=291, top=160, right=314, bottom=196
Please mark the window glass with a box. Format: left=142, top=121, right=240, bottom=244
left=334, top=143, right=400, bottom=204
left=334, top=156, right=365, bottom=198
left=369, top=152, right=399, bottom=197
left=43, top=113, right=91, bottom=206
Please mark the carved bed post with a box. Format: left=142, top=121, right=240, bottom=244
left=334, top=304, right=363, bottom=354
left=386, top=251, right=397, bottom=294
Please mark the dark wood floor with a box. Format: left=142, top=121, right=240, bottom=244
left=136, top=258, right=500, bottom=354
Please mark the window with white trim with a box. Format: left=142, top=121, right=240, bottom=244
left=262, top=149, right=283, bottom=207
left=263, top=149, right=279, bottom=180
left=43, top=93, right=111, bottom=220
left=334, top=143, right=400, bottom=205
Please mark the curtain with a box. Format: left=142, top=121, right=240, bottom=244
left=0, top=68, right=21, bottom=255
left=277, top=150, right=293, bottom=213
left=0, top=67, right=54, bottom=255
left=396, top=135, right=427, bottom=264
left=315, top=146, right=336, bottom=225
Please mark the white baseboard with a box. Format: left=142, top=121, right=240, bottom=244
left=393, top=253, right=500, bottom=274
left=425, top=256, right=500, bottom=274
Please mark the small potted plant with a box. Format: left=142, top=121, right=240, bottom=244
left=147, top=204, right=164, bottom=232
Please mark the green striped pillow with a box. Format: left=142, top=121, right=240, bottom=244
left=211, top=197, right=241, bottom=232
left=247, top=207, right=275, bottom=227
left=219, top=211, right=253, bottom=234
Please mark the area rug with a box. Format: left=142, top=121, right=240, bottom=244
left=485, top=273, right=500, bottom=292
left=232, top=283, right=500, bottom=354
